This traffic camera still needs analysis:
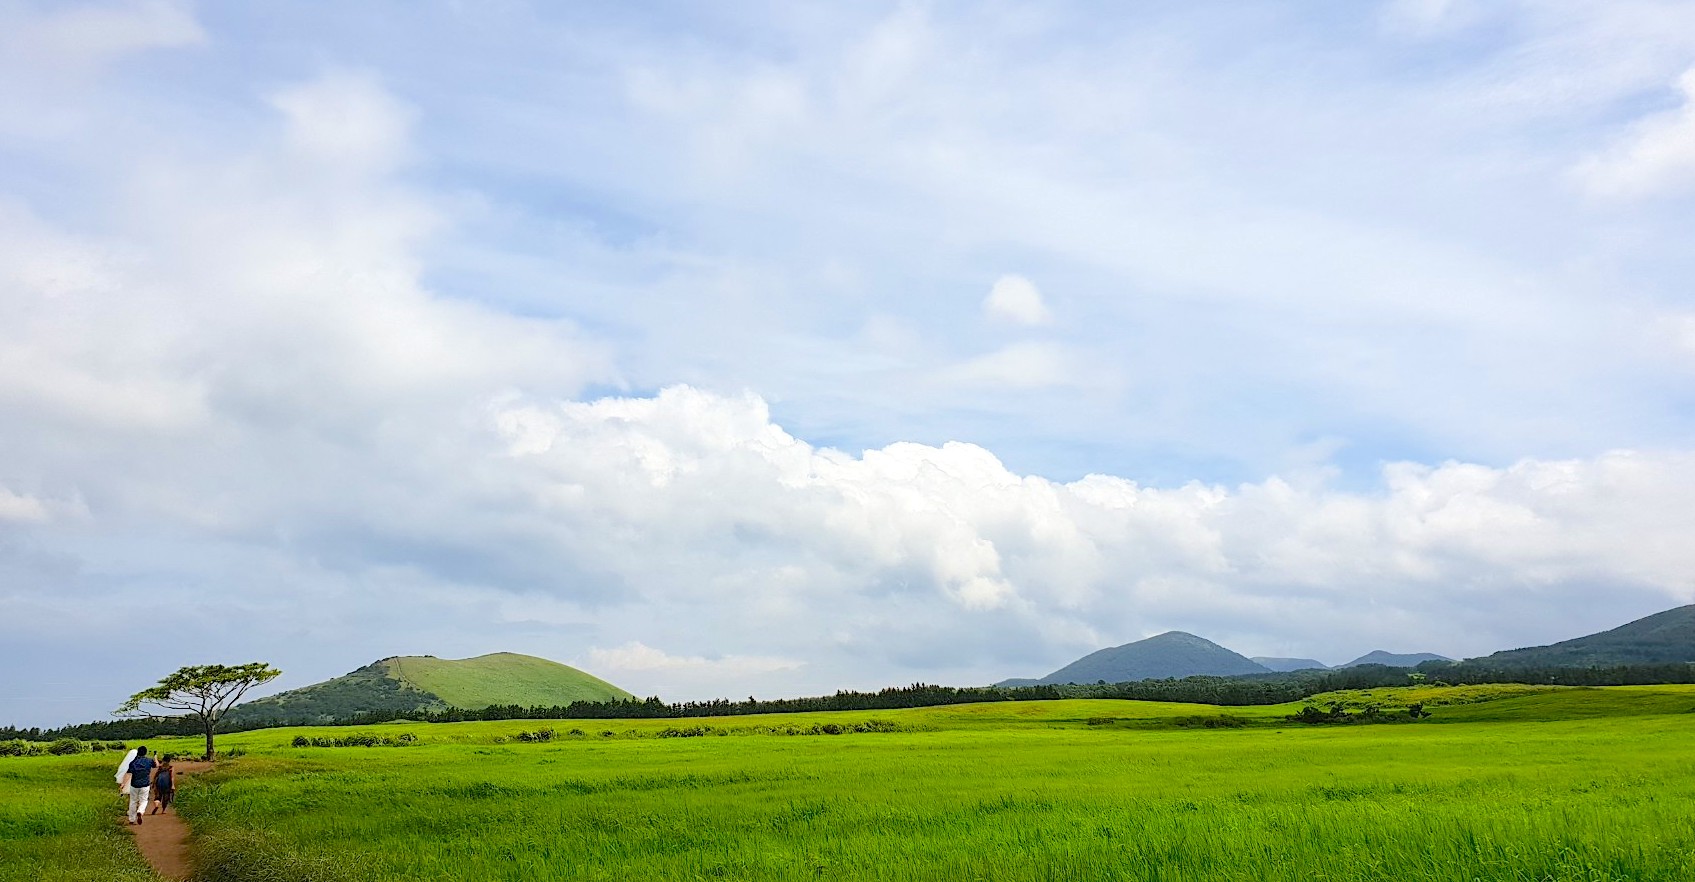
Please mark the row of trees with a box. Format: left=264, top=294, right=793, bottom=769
left=189, top=661, right=1695, bottom=728
left=8, top=660, right=1693, bottom=748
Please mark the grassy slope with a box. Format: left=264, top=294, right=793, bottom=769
left=228, top=660, right=448, bottom=724
left=1483, top=603, right=1695, bottom=666
left=387, top=652, right=635, bottom=708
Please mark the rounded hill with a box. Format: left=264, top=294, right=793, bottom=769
left=227, top=652, right=634, bottom=725
left=387, top=652, right=634, bottom=709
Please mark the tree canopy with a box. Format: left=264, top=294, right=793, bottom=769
left=117, top=662, right=281, bottom=759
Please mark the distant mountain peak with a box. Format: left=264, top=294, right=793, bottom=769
left=1001, top=631, right=1270, bottom=686
left=1339, top=650, right=1451, bottom=668
left=1251, top=656, right=1329, bottom=672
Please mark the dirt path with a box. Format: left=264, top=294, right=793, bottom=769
left=124, top=760, right=212, bottom=882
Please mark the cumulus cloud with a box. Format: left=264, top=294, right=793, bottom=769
left=500, top=386, right=1695, bottom=597
left=1576, top=68, right=1695, bottom=198
left=983, top=275, right=1051, bottom=325
left=480, top=385, right=1695, bottom=676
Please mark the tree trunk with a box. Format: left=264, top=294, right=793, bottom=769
left=203, top=721, right=215, bottom=761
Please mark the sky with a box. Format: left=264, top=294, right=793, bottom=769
left=3, top=1, right=1695, bottom=727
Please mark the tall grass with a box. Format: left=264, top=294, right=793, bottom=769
left=0, top=754, right=159, bottom=882
left=177, top=687, right=1695, bottom=881
left=10, top=685, right=1695, bottom=881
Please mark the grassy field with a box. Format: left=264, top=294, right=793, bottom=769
left=6, top=685, right=1695, bottom=881
left=0, top=753, right=162, bottom=882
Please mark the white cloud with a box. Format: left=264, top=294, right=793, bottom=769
left=1576, top=68, right=1695, bottom=198
left=486, top=386, right=1695, bottom=669
left=1381, top=0, right=1483, bottom=36
left=983, top=274, right=1051, bottom=325
left=586, top=641, right=802, bottom=675
left=0, top=487, right=50, bottom=524
left=582, top=642, right=806, bottom=700
left=935, top=342, right=1080, bottom=390
left=270, top=71, right=417, bottom=171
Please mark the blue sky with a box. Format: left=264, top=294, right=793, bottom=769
left=3, top=0, right=1695, bottom=727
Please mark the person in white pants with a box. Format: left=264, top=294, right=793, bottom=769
left=127, top=781, right=152, bottom=824
left=121, top=746, right=156, bottom=825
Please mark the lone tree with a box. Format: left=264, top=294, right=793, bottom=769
left=117, top=663, right=281, bottom=760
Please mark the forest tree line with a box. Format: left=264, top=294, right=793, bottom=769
left=6, top=660, right=1692, bottom=742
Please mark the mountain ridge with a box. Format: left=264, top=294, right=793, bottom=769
left=1475, top=605, right=1695, bottom=668
left=998, top=604, right=1695, bottom=689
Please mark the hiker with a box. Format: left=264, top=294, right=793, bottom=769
left=149, top=754, right=176, bottom=815
left=124, top=746, right=156, bottom=825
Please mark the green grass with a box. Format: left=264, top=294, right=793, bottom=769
left=386, top=653, right=635, bottom=708
left=12, top=684, right=1695, bottom=881
left=0, top=753, right=159, bottom=882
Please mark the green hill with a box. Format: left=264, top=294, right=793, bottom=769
left=386, top=653, right=634, bottom=709
left=1477, top=604, right=1695, bottom=668
left=228, top=652, right=634, bottom=725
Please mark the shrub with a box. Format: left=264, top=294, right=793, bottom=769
left=0, top=740, right=46, bottom=757
left=291, top=732, right=417, bottom=748
left=513, top=728, right=555, bottom=743
left=47, top=738, right=87, bottom=755
left=1173, top=715, right=1248, bottom=729
left=1086, top=717, right=1117, bottom=726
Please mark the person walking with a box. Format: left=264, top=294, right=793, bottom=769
left=149, top=755, right=175, bottom=815
left=124, top=746, right=156, bottom=825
